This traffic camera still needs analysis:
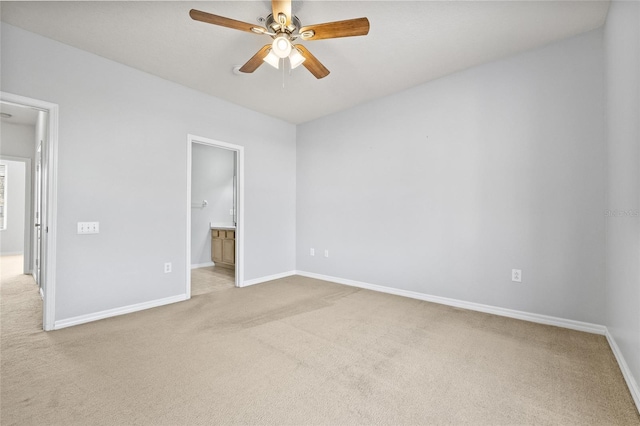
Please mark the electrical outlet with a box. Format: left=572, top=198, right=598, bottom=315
left=310, top=248, right=315, bottom=256
left=164, top=263, right=172, bottom=273
left=324, top=249, right=329, bottom=258
left=512, top=269, right=522, bottom=282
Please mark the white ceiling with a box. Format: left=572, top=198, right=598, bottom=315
left=0, top=1, right=609, bottom=124
left=0, top=102, right=38, bottom=126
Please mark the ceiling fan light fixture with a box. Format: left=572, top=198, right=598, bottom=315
left=289, top=46, right=306, bottom=69
left=272, top=35, right=292, bottom=58
left=263, top=49, right=281, bottom=69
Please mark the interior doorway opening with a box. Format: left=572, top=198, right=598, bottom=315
left=186, top=134, right=244, bottom=297
left=1, top=92, right=59, bottom=331
left=0, top=158, right=30, bottom=263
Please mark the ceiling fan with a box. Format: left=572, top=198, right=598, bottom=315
left=189, top=0, right=370, bottom=79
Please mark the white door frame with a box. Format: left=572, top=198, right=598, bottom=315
left=1, top=92, right=59, bottom=331
left=186, top=134, right=245, bottom=295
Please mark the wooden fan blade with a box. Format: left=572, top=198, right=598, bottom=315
left=190, top=9, right=266, bottom=34
left=299, top=17, right=370, bottom=41
left=295, top=45, right=330, bottom=79
left=238, top=45, right=272, bottom=73
left=272, top=0, right=292, bottom=27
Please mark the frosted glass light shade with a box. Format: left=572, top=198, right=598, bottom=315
left=263, top=50, right=280, bottom=69
left=272, top=36, right=292, bottom=58
left=289, top=47, right=306, bottom=69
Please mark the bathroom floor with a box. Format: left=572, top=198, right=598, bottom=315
left=191, top=265, right=235, bottom=296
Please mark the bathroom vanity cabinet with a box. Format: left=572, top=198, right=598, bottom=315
left=211, top=228, right=235, bottom=268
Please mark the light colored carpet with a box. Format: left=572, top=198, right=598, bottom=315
left=1, top=255, right=639, bottom=425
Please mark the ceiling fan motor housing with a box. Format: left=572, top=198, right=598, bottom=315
left=265, top=13, right=302, bottom=38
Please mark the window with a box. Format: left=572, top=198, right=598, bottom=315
left=0, top=164, right=6, bottom=231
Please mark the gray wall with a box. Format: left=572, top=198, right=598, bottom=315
left=191, top=144, right=235, bottom=266
left=1, top=24, right=296, bottom=321
left=297, top=29, right=606, bottom=324
left=0, top=160, right=26, bottom=254
left=604, top=0, right=640, bottom=401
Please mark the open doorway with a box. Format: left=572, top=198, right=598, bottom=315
left=0, top=92, right=59, bottom=331
left=0, top=159, right=30, bottom=262
left=186, top=134, right=244, bottom=297
left=0, top=157, right=32, bottom=306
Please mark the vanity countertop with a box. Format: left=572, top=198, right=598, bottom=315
left=210, top=222, right=236, bottom=230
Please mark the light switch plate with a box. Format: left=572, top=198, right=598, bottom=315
left=77, top=222, right=99, bottom=234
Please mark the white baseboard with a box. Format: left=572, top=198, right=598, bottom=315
left=191, top=262, right=215, bottom=269
left=0, top=251, right=24, bottom=256
left=53, top=294, right=188, bottom=330
left=606, top=329, right=640, bottom=412
left=295, top=271, right=607, bottom=335
left=242, top=270, right=296, bottom=287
